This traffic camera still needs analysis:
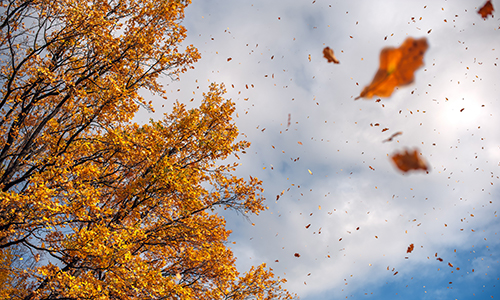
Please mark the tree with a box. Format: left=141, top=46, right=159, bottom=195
left=0, top=0, right=293, bottom=299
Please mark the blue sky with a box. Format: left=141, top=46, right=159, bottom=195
left=136, top=0, right=500, bottom=298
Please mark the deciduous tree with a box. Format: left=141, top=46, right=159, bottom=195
left=0, top=0, right=292, bottom=299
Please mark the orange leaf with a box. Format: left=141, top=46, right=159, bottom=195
left=356, top=37, right=428, bottom=99
left=323, top=47, right=340, bottom=64
left=478, top=0, right=494, bottom=19
left=294, top=253, right=301, bottom=258
left=390, top=148, right=429, bottom=173
left=407, top=243, right=415, bottom=253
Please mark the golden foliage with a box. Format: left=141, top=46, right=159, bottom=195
left=0, top=248, right=14, bottom=298
left=0, top=0, right=293, bottom=299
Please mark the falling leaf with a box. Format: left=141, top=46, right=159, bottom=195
left=298, top=141, right=303, bottom=145
left=390, top=148, right=429, bottom=173
left=407, top=243, right=415, bottom=253
left=287, top=113, right=291, bottom=127
left=227, top=57, right=232, bottom=62
left=308, top=169, right=313, bottom=175
left=356, top=37, right=428, bottom=99
left=478, top=0, right=494, bottom=19
left=383, top=131, right=403, bottom=143
left=393, top=271, right=399, bottom=275
left=448, top=262, right=454, bottom=268
left=437, top=257, right=443, bottom=262
left=294, top=253, right=301, bottom=258
left=323, top=47, right=340, bottom=64
left=305, top=224, right=311, bottom=229
left=308, top=54, right=311, bottom=62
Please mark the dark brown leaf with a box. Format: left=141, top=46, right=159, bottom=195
left=391, top=148, right=429, bottom=173
left=382, top=131, right=403, bottom=143
left=323, top=47, right=340, bottom=64
left=478, top=0, right=494, bottom=19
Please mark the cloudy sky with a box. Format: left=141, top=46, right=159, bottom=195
left=136, top=0, right=499, bottom=299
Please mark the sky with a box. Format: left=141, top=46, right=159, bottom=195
left=135, top=0, right=500, bottom=299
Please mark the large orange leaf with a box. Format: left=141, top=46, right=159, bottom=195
left=356, top=37, right=428, bottom=99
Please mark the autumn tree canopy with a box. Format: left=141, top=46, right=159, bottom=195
left=0, top=0, right=292, bottom=299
